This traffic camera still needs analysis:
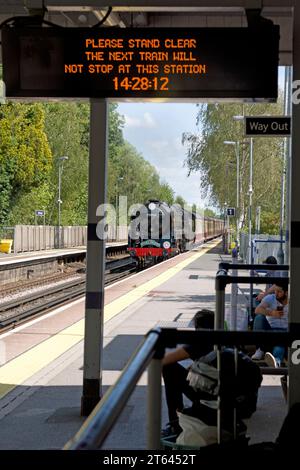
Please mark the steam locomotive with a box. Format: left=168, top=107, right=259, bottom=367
left=127, top=200, right=223, bottom=268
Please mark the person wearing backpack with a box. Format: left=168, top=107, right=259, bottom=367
left=161, top=309, right=262, bottom=440
left=161, top=309, right=215, bottom=438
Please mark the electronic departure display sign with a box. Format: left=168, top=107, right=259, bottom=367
left=1, top=26, right=279, bottom=100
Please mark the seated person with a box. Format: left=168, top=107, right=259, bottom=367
left=251, top=279, right=288, bottom=367
left=161, top=309, right=214, bottom=437
left=162, top=309, right=262, bottom=439
left=255, top=255, right=280, bottom=302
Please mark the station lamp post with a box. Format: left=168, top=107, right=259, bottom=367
left=248, top=138, right=254, bottom=264
left=58, top=156, right=68, bottom=248
left=231, top=116, right=254, bottom=322
left=224, top=140, right=240, bottom=248
left=232, top=115, right=253, bottom=264
left=223, top=202, right=228, bottom=253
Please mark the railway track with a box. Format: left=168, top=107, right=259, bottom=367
left=0, top=242, right=216, bottom=331
left=0, top=258, right=136, bottom=331
left=0, top=255, right=130, bottom=297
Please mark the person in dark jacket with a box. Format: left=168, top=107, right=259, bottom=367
left=161, top=309, right=262, bottom=438
left=161, top=309, right=214, bottom=437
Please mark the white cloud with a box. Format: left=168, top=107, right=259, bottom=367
left=148, top=140, right=169, bottom=152
left=124, top=112, right=156, bottom=129
left=144, top=112, right=156, bottom=128
left=146, top=138, right=185, bottom=154
left=173, top=136, right=183, bottom=151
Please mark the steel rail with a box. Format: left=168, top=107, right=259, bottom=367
left=0, top=261, right=136, bottom=330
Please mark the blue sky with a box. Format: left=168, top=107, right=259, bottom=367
left=117, top=101, right=201, bottom=206
left=117, top=67, right=285, bottom=209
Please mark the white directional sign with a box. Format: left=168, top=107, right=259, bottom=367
left=35, top=210, right=45, bottom=217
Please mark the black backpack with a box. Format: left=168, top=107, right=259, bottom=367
left=187, top=348, right=263, bottom=419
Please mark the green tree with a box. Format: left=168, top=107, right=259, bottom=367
left=108, top=102, right=125, bottom=157
left=174, top=195, right=186, bottom=207
left=0, top=103, right=52, bottom=225
left=42, top=102, right=89, bottom=225
left=109, top=141, right=162, bottom=208
left=204, top=208, right=218, bottom=217
left=156, top=183, right=174, bottom=205
left=9, top=183, right=53, bottom=225
left=259, top=211, right=281, bottom=235
left=183, top=101, right=284, bottom=234
left=42, top=101, right=127, bottom=225
left=4, top=101, right=186, bottom=228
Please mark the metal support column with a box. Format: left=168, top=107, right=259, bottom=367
left=81, top=98, right=108, bottom=416
left=236, top=141, right=240, bottom=248
left=215, top=271, right=227, bottom=329
left=248, top=138, right=253, bottom=263
left=285, top=65, right=292, bottom=266
left=231, top=251, right=238, bottom=330
left=227, top=213, right=230, bottom=253
left=289, top=6, right=300, bottom=407
left=249, top=138, right=254, bottom=317
left=223, top=204, right=227, bottom=253
left=147, top=358, right=162, bottom=449
left=255, top=206, right=261, bottom=236
left=278, top=163, right=285, bottom=264
left=58, top=162, right=61, bottom=248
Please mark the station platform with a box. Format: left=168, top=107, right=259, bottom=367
left=0, top=242, right=127, bottom=266
left=0, top=240, right=287, bottom=449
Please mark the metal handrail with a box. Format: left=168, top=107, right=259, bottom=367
left=159, top=329, right=295, bottom=347
left=64, top=329, right=162, bottom=450
left=64, top=327, right=296, bottom=451
left=218, top=262, right=289, bottom=271
left=252, top=239, right=286, bottom=243
left=216, top=275, right=288, bottom=288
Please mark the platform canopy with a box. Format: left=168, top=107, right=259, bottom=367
left=0, top=0, right=294, bottom=65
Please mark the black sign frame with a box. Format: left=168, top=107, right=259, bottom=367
left=245, top=116, right=291, bottom=136
left=35, top=210, right=45, bottom=216
left=227, top=208, right=236, bottom=217
left=1, top=26, right=279, bottom=100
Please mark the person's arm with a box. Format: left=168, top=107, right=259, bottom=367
left=255, top=301, right=284, bottom=318
left=256, top=285, right=276, bottom=302
left=162, top=347, right=190, bottom=366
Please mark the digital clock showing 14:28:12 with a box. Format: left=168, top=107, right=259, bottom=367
left=112, top=76, right=169, bottom=91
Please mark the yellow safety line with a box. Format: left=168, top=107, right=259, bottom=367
left=104, top=241, right=217, bottom=322
left=0, top=240, right=220, bottom=399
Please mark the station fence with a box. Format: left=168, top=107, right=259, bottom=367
left=217, top=262, right=289, bottom=332
left=239, top=233, right=283, bottom=264
left=224, top=284, right=249, bottom=332
left=11, top=225, right=128, bottom=253
left=223, top=258, right=289, bottom=332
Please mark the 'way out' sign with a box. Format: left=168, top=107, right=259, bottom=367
left=245, top=116, right=291, bottom=136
